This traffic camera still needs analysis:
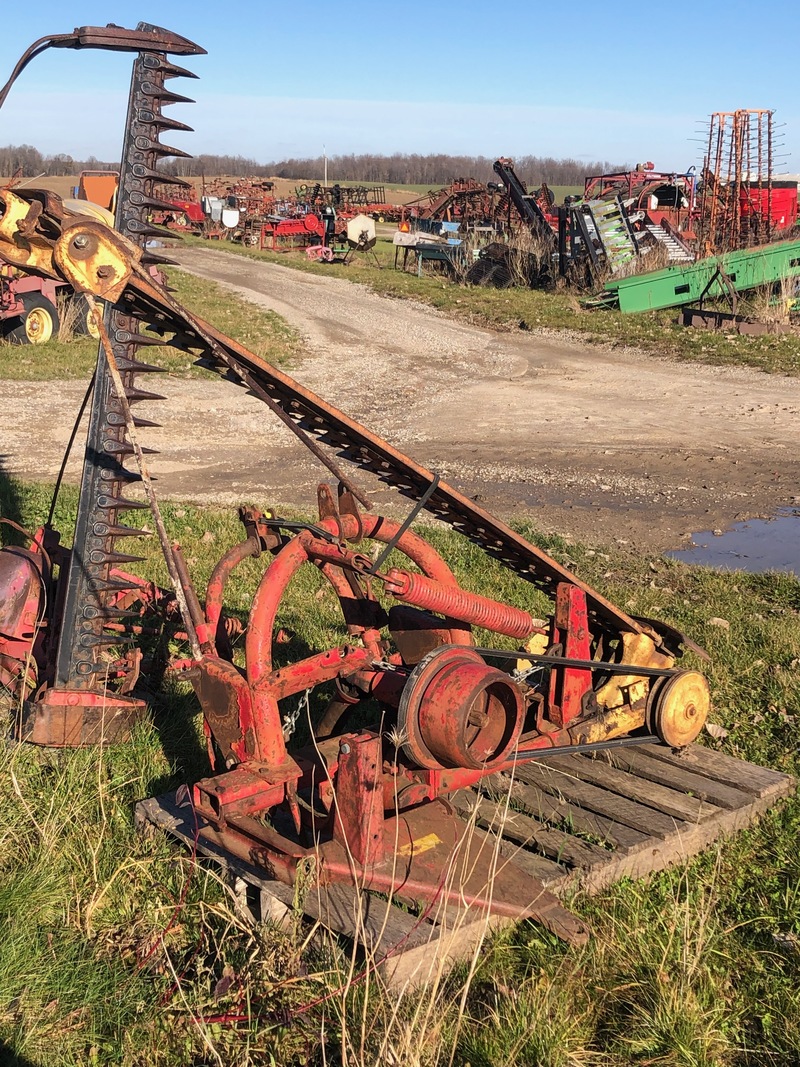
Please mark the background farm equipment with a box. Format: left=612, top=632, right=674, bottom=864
left=0, top=264, right=63, bottom=343
left=0, top=24, right=719, bottom=943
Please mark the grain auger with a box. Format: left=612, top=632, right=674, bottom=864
left=0, top=27, right=710, bottom=936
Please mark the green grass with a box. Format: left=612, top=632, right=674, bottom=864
left=0, top=267, right=299, bottom=382
left=1, top=472, right=799, bottom=1065
left=178, top=235, right=800, bottom=378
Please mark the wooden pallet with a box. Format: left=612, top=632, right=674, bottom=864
left=135, top=742, right=794, bottom=989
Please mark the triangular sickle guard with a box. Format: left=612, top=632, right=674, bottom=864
left=96, top=495, right=150, bottom=511
left=124, top=386, right=167, bottom=404
left=88, top=550, right=147, bottom=566
left=78, top=633, right=125, bottom=648
left=128, top=191, right=187, bottom=213
left=106, top=467, right=143, bottom=485
left=95, top=605, right=143, bottom=620
left=150, top=114, right=194, bottom=134
left=157, top=60, right=200, bottom=80
left=123, top=221, right=178, bottom=241
left=132, top=417, right=161, bottom=430
left=147, top=142, right=193, bottom=161
left=166, top=331, right=203, bottom=351
left=114, top=330, right=168, bottom=348
left=102, top=441, right=158, bottom=458
left=81, top=603, right=139, bottom=621
left=140, top=83, right=195, bottom=106
left=92, top=523, right=149, bottom=538
left=131, top=166, right=192, bottom=188
left=88, top=576, right=147, bottom=593
left=141, top=252, right=180, bottom=268
left=114, top=355, right=166, bottom=374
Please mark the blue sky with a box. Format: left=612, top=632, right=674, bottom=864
left=2, top=0, right=798, bottom=173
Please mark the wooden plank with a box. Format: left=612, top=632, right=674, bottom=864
left=513, top=762, right=685, bottom=840
left=557, top=776, right=796, bottom=896
left=486, top=773, right=650, bottom=851
left=604, top=747, right=755, bottom=810
left=634, top=744, right=790, bottom=797
left=543, top=753, right=720, bottom=823
left=495, top=835, right=566, bottom=887
left=450, top=789, right=610, bottom=871
left=136, top=796, right=299, bottom=911
left=136, top=794, right=583, bottom=989
left=137, top=796, right=429, bottom=949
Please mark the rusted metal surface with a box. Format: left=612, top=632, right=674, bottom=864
left=397, top=646, right=524, bottom=770
left=697, top=110, right=789, bottom=255
left=332, top=733, right=386, bottom=867
left=18, top=686, right=146, bottom=746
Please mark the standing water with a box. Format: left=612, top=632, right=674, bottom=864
left=667, top=508, right=800, bottom=575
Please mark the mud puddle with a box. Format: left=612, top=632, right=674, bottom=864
left=668, top=508, right=800, bottom=575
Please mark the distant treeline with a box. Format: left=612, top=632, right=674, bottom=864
left=0, top=145, right=117, bottom=178
left=251, top=153, right=629, bottom=187
left=2, top=144, right=628, bottom=187
left=163, top=152, right=629, bottom=186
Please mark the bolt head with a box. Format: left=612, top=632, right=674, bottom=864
left=340, top=743, right=351, bottom=754
left=72, top=234, right=90, bottom=249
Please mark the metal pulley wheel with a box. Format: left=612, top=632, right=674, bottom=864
left=647, top=669, right=710, bottom=748
left=397, top=644, right=525, bottom=770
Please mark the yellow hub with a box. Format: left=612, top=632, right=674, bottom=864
left=25, top=306, right=54, bottom=344
left=649, top=670, right=710, bottom=748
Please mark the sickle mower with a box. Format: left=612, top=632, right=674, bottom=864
left=0, top=26, right=711, bottom=940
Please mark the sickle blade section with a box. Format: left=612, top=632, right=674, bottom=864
left=53, top=41, right=201, bottom=698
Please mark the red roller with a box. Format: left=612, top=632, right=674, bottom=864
left=383, top=567, right=534, bottom=639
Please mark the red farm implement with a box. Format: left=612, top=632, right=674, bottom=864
left=0, top=25, right=716, bottom=942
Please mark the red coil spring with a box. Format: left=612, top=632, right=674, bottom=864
left=384, top=568, right=533, bottom=639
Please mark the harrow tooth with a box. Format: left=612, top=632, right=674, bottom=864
left=123, top=386, right=167, bottom=403
left=132, top=416, right=161, bottom=429
left=141, top=83, right=195, bottom=106
left=96, top=495, right=150, bottom=511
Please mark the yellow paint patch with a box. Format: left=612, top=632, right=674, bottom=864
left=397, top=833, right=442, bottom=857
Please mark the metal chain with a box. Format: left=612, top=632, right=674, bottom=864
left=283, top=687, right=311, bottom=741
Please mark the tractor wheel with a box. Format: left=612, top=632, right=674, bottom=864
left=70, top=294, right=101, bottom=339
left=4, top=294, right=60, bottom=345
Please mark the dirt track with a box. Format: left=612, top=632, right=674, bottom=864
left=3, top=245, right=800, bottom=553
